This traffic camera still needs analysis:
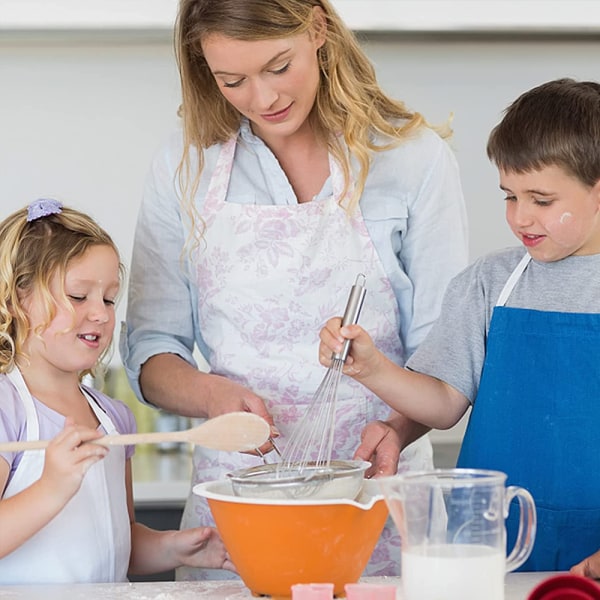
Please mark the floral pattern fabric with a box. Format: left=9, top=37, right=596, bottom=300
left=178, top=136, right=433, bottom=580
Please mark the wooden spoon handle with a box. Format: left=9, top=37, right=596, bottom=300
left=0, top=440, right=49, bottom=451
left=95, top=430, right=185, bottom=447
left=0, top=433, right=181, bottom=452
left=0, top=412, right=271, bottom=453
left=0, top=432, right=183, bottom=452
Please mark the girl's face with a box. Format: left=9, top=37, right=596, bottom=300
left=501, top=165, right=600, bottom=262
left=21, top=244, right=120, bottom=376
left=202, top=13, right=326, bottom=147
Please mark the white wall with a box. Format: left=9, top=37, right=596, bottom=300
left=1, top=28, right=599, bottom=439
left=364, top=35, right=600, bottom=258
left=0, top=37, right=180, bottom=327
left=2, top=0, right=599, bottom=32
left=3, top=33, right=599, bottom=312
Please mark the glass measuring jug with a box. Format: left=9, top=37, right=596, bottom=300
left=379, top=468, right=536, bottom=600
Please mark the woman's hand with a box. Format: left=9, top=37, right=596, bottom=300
left=202, top=374, right=280, bottom=458
left=354, top=413, right=431, bottom=478
left=353, top=419, right=400, bottom=478
left=140, top=354, right=278, bottom=457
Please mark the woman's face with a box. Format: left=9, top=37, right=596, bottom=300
left=202, top=17, right=325, bottom=146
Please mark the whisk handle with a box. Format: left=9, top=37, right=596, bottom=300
left=334, top=274, right=367, bottom=361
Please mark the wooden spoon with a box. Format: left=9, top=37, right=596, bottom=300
left=0, top=411, right=271, bottom=453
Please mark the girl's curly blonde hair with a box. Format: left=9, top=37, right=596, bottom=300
left=0, top=204, right=123, bottom=377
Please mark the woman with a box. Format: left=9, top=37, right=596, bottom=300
left=121, top=0, right=468, bottom=579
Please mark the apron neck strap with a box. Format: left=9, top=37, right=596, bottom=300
left=496, top=252, right=531, bottom=307
left=205, top=134, right=354, bottom=210
left=6, top=368, right=39, bottom=441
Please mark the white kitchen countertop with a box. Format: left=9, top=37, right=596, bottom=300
left=0, top=573, right=565, bottom=599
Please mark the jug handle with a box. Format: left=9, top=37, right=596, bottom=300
left=505, top=485, right=537, bottom=572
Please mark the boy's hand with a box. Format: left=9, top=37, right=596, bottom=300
left=318, top=318, right=380, bottom=378
left=571, top=549, right=600, bottom=579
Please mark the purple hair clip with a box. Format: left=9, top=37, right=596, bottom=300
left=26, top=198, right=63, bottom=222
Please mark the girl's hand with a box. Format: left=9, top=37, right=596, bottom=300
left=40, top=418, right=108, bottom=504
left=318, top=318, right=380, bottom=378
left=171, top=526, right=236, bottom=572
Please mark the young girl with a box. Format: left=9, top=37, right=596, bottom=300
left=0, top=199, right=234, bottom=583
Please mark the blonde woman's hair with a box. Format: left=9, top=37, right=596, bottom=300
left=174, top=0, right=449, bottom=237
left=0, top=204, right=123, bottom=376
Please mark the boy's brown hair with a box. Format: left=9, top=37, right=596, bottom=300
left=487, top=78, right=600, bottom=187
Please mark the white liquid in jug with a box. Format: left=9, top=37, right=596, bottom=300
left=401, top=543, right=505, bottom=600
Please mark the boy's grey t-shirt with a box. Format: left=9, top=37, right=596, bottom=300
left=406, top=246, right=600, bottom=404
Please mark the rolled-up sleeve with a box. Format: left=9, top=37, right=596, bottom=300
left=120, top=140, right=203, bottom=402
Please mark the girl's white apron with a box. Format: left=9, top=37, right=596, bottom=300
left=180, top=136, right=432, bottom=578
left=0, top=368, right=130, bottom=583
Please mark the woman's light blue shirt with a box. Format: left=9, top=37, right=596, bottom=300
left=121, top=121, right=468, bottom=400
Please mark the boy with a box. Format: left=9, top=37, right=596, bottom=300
left=319, top=78, right=600, bottom=572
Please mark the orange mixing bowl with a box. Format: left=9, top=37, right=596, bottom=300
left=194, top=479, right=389, bottom=598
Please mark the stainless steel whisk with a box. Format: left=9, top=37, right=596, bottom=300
left=279, top=274, right=367, bottom=472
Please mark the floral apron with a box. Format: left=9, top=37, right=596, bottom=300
left=178, top=135, right=432, bottom=579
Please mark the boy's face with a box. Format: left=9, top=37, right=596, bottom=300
left=500, top=165, right=600, bottom=262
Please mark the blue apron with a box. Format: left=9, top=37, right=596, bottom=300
left=457, top=252, right=600, bottom=571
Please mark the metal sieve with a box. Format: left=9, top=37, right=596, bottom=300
left=227, top=459, right=369, bottom=500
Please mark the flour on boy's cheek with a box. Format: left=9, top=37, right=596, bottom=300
left=559, top=211, right=573, bottom=224
left=546, top=211, right=574, bottom=240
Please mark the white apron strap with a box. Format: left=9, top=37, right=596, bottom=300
left=206, top=134, right=354, bottom=213
left=496, top=252, right=531, bottom=307
left=6, top=368, right=39, bottom=441
left=82, top=387, right=118, bottom=435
